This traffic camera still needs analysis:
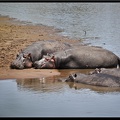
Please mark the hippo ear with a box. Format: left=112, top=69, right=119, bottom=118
left=74, top=74, right=77, bottom=77
left=51, top=55, right=55, bottom=59
left=51, top=55, right=55, bottom=62
left=28, top=53, right=31, bottom=57
left=45, top=57, right=50, bottom=61
left=28, top=53, right=33, bottom=62
left=23, top=53, right=31, bottom=58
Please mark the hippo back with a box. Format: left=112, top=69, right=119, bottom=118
left=65, top=68, right=120, bottom=87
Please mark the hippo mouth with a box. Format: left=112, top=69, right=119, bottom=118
left=10, top=63, right=24, bottom=69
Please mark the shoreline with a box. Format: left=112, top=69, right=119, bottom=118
left=0, top=15, right=82, bottom=80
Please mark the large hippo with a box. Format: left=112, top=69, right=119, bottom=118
left=62, top=68, right=120, bottom=87
left=10, top=40, right=75, bottom=69
left=33, top=45, right=120, bottom=69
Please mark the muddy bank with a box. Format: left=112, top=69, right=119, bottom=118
left=0, top=15, right=82, bottom=79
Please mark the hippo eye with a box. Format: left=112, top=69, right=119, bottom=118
left=45, top=58, right=49, bottom=61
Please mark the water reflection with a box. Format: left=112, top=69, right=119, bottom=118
left=16, top=76, right=65, bottom=93
left=16, top=69, right=120, bottom=94
left=66, top=82, right=120, bottom=94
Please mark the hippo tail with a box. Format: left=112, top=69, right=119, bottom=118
left=117, top=57, right=120, bottom=68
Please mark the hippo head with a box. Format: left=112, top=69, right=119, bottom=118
left=65, top=73, right=77, bottom=82
left=33, top=54, right=56, bottom=69
left=10, top=52, right=33, bottom=69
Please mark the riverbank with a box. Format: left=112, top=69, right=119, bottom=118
left=0, top=15, right=82, bottom=79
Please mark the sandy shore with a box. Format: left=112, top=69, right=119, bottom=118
left=0, top=15, right=82, bottom=80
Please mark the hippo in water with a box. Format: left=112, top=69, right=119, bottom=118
left=10, top=40, right=75, bottom=69
left=61, top=68, right=120, bottom=87
left=33, top=45, right=120, bottom=69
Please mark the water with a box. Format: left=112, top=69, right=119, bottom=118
left=0, top=3, right=120, bottom=117
left=0, top=3, right=120, bottom=56
left=0, top=69, right=120, bottom=117
left=0, top=77, right=120, bottom=117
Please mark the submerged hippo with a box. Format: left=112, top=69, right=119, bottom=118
left=10, top=40, right=74, bottom=69
left=63, top=68, right=120, bottom=87
left=33, top=45, right=120, bottom=69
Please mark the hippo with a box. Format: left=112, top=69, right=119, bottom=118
left=33, top=45, right=120, bottom=69
left=63, top=68, right=120, bottom=87
left=10, top=40, right=75, bottom=69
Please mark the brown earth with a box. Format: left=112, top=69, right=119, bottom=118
left=0, top=15, right=82, bottom=80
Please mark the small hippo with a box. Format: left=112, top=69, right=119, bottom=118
left=64, top=68, right=120, bottom=87
left=10, top=40, right=74, bottom=69
left=33, top=45, right=120, bottom=69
